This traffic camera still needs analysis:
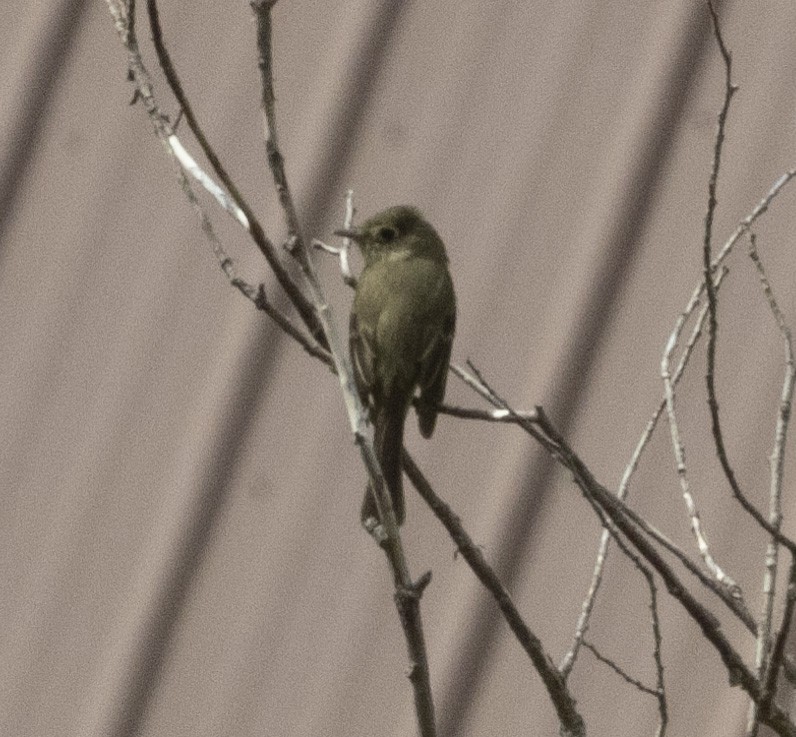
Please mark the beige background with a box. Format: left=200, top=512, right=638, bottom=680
left=3, top=1, right=796, bottom=735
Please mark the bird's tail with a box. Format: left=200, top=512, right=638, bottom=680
left=362, top=398, right=406, bottom=525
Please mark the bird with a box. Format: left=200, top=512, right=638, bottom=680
left=335, top=206, right=456, bottom=526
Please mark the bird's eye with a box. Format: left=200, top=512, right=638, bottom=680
left=377, top=226, right=397, bottom=243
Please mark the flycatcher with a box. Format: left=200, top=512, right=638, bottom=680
left=336, top=206, right=456, bottom=525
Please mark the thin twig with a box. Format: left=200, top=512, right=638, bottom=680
left=575, top=497, right=668, bottom=733
left=531, top=409, right=778, bottom=726
left=109, top=0, right=326, bottom=367
left=763, top=562, right=796, bottom=712
left=175, top=156, right=329, bottom=366
left=582, top=640, right=659, bottom=698
left=402, top=453, right=585, bottom=737
left=146, top=0, right=323, bottom=344
left=568, top=160, right=796, bottom=668
left=456, top=365, right=751, bottom=677
left=167, top=135, right=250, bottom=229
left=701, top=0, right=794, bottom=554
left=453, top=362, right=756, bottom=639
left=338, top=190, right=357, bottom=286
left=147, top=0, right=244, bottom=209
left=563, top=267, right=733, bottom=677
left=434, top=401, right=539, bottom=424
left=314, top=195, right=356, bottom=284
left=746, top=232, right=796, bottom=732
left=702, top=0, right=739, bottom=510
left=618, top=267, right=729, bottom=500
left=540, top=396, right=795, bottom=735
left=252, top=0, right=305, bottom=256
left=662, top=281, right=738, bottom=592
left=648, top=562, right=668, bottom=737
left=453, top=363, right=796, bottom=734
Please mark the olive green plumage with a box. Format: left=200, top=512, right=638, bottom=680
left=338, top=206, right=456, bottom=525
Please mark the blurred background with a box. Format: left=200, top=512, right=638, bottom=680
left=2, top=1, right=796, bottom=735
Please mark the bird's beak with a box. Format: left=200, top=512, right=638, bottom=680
left=334, top=228, right=363, bottom=243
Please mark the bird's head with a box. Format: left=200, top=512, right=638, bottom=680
left=335, top=206, right=448, bottom=267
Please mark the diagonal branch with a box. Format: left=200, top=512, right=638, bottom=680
left=250, top=3, right=437, bottom=734
left=109, top=0, right=327, bottom=366
left=146, top=0, right=324, bottom=344
left=747, top=232, right=796, bottom=733
left=452, top=363, right=796, bottom=735
left=402, top=454, right=586, bottom=737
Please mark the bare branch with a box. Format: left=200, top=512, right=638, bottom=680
left=434, top=401, right=539, bottom=424
left=746, top=232, right=796, bottom=731
left=565, top=267, right=734, bottom=677
left=107, top=0, right=327, bottom=367
left=582, top=640, right=659, bottom=698
left=454, top=346, right=796, bottom=733
left=574, top=494, right=668, bottom=734
left=700, top=0, right=794, bottom=555
left=764, top=563, right=796, bottom=712
left=619, top=266, right=729, bottom=500
left=402, top=454, right=586, bottom=737
left=252, top=0, right=305, bottom=256
left=455, top=363, right=756, bottom=676
left=533, top=412, right=761, bottom=697
left=146, top=0, right=323, bottom=343
left=176, top=163, right=328, bottom=365
left=450, top=360, right=784, bottom=726
left=250, top=4, right=437, bottom=733
left=454, top=362, right=757, bottom=642
left=168, top=135, right=250, bottom=229
left=662, top=279, right=738, bottom=592
left=702, top=0, right=741, bottom=512
left=649, top=563, right=668, bottom=737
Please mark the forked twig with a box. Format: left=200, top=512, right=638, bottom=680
left=146, top=0, right=324, bottom=344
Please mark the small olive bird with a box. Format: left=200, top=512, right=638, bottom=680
left=336, top=206, right=456, bottom=525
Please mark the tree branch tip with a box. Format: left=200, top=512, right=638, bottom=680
left=284, top=235, right=299, bottom=254
left=534, top=405, right=550, bottom=422
left=253, top=283, right=269, bottom=307
left=409, top=570, right=433, bottom=598
left=313, top=238, right=340, bottom=255
left=404, top=662, right=419, bottom=681
left=363, top=516, right=388, bottom=546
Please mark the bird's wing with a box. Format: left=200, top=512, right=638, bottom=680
left=349, top=309, right=378, bottom=405
left=417, top=308, right=456, bottom=438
